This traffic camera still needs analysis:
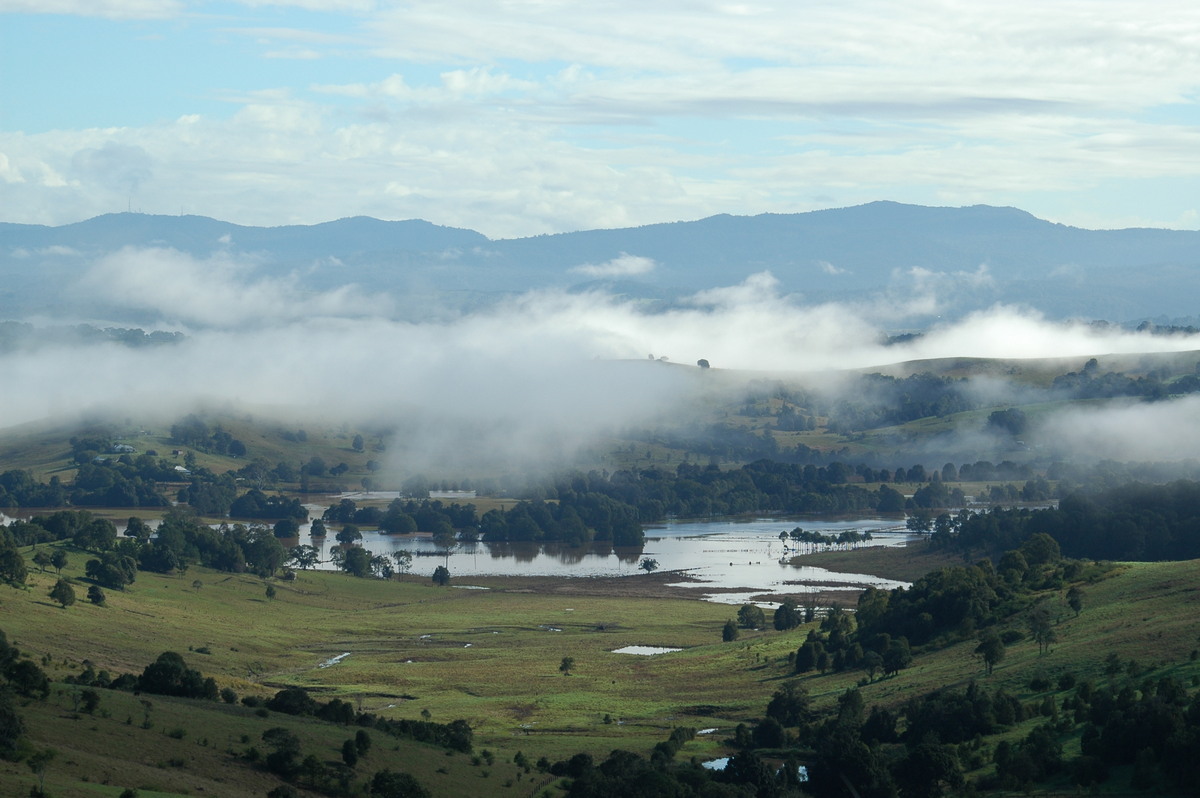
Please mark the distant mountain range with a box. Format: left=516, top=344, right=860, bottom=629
left=3, top=201, right=1199, bottom=324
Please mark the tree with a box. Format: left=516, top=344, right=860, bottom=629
left=342, top=546, right=372, bottom=578
left=906, top=509, right=934, bottom=534
left=392, top=549, right=413, bottom=574
left=50, top=548, right=68, bottom=575
left=86, top=550, right=136, bottom=590
left=794, top=640, right=824, bottom=673
left=1028, top=601, right=1056, bottom=655
left=80, top=688, right=101, bottom=713
left=139, top=652, right=215, bottom=700
left=431, top=565, right=450, bottom=586
left=0, top=687, right=24, bottom=755
left=0, top=545, right=27, bottom=585
left=370, top=770, right=431, bottom=798
left=722, top=619, right=739, bottom=642
left=883, top=637, right=912, bottom=676
left=50, top=578, right=76, bottom=608
left=87, top=585, right=106, bottom=606
left=336, top=524, right=362, bottom=545
left=27, top=747, right=56, bottom=795
left=32, top=549, right=51, bottom=572
left=862, top=650, right=884, bottom=681
left=125, top=516, right=152, bottom=540
left=895, top=742, right=963, bottom=798
left=1019, top=532, right=1061, bottom=567
left=355, top=729, right=372, bottom=755
left=987, top=407, right=1027, bottom=437
left=639, top=558, right=659, bottom=573
left=265, top=583, right=277, bottom=600
left=1067, top=585, right=1084, bottom=617
left=369, top=554, right=394, bottom=579
left=352, top=434, right=365, bottom=452
left=288, top=544, right=320, bottom=570
left=974, top=630, right=1005, bottom=675
left=342, top=738, right=359, bottom=767
left=262, top=727, right=302, bottom=778
left=273, top=518, right=299, bottom=538
left=737, top=603, right=765, bottom=629
left=765, top=681, right=811, bottom=727
left=697, top=359, right=710, bottom=369
left=559, top=656, right=575, bottom=676
left=773, top=597, right=801, bottom=631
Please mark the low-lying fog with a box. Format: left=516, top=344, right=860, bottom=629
left=4, top=245, right=1200, bottom=470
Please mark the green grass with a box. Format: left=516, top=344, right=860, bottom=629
left=8, top=539, right=1200, bottom=795
left=5, top=546, right=781, bottom=793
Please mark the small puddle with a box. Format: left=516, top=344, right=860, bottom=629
left=318, top=652, right=350, bottom=668
left=611, top=645, right=682, bottom=656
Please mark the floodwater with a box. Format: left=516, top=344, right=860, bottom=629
left=2, top=508, right=915, bottom=605
left=304, top=515, right=915, bottom=604
left=612, top=645, right=683, bottom=656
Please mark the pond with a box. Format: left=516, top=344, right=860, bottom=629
left=612, top=645, right=683, bottom=656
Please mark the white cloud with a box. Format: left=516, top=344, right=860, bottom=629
left=0, top=0, right=182, bottom=18
left=570, top=253, right=657, bottom=279
left=3, top=1, right=1200, bottom=235
left=75, top=246, right=393, bottom=326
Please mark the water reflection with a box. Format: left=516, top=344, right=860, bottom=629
left=1, top=508, right=913, bottom=605
left=305, top=516, right=915, bottom=604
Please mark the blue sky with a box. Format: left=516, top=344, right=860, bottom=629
left=2, top=0, right=1199, bottom=237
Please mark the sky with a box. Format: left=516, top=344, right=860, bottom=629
left=3, top=0, right=1200, bottom=238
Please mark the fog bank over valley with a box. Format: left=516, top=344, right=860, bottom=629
left=4, top=241, right=1200, bottom=473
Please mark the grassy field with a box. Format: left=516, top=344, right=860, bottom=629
left=792, top=540, right=967, bottom=582
left=6, top=537, right=1200, bottom=795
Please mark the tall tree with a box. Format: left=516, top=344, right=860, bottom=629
left=50, top=548, right=68, bottom=575
left=49, top=578, right=76, bottom=609
left=974, top=630, right=1005, bottom=676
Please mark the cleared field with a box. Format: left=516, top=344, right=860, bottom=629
left=6, top=538, right=1200, bottom=796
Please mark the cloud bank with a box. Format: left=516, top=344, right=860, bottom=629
left=4, top=246, right=1200, bottom=474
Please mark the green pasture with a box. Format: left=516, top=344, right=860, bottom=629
left=8, top=538, right=1200, bottom=796
left=6, top=547, right=787, bottom=760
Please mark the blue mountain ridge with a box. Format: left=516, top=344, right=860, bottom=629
left=2, top=201, right=1198, bottom=323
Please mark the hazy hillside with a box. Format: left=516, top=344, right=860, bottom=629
left=3, top=202, right=1199, bottom=323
